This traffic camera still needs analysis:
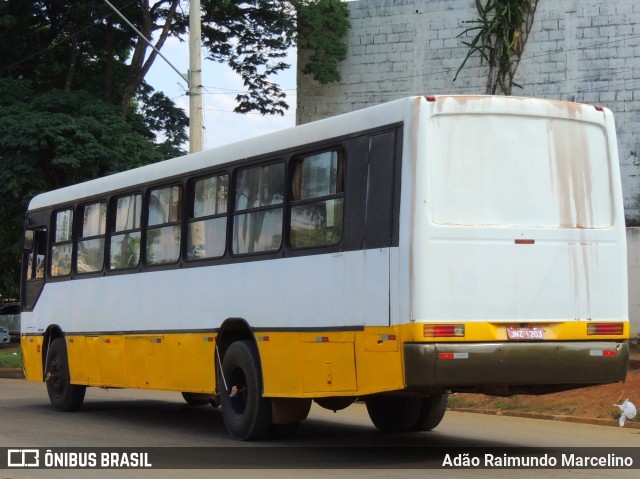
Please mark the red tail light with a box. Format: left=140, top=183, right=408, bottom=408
left=587, top=323, right=624, bottom=335
left=424, top=324, right=465, bottom=338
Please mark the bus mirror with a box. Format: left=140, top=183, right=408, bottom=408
left=24, top=230, right=34, bottom=251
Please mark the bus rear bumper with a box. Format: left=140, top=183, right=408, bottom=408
left=404, top=341, right=629, bottom=390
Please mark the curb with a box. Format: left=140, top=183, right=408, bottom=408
left=449, top=407, right=640, bottom=429
left=0, top=368, right=23, bottom=380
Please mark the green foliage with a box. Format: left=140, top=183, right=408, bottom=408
left=0, top=0, right=349, bottom=296
left=0, top=78, right=170, bottom=294
left=201, top=0, right=350, bottom=114
left=297, top=0, right=351, bottom=85
left=0, top=347, right=22, bottom=368
left=455, top=0, right=539, bottom=95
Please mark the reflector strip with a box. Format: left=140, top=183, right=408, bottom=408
left=203, top=337, right=215, bottom=342
left=151, top=338, right=161, bottom=343
left=590, top=350, right=617, bottom=357
left=438, top=352, right=469, bottom=360
left=515, top=239, right=535, bottom=245
left=316, top=337, right=329, bottom=342
left=380, top=335, right=397, bottom=341
left=257, top=336, right=270, bottom=342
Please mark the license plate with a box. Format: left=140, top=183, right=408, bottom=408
left=507, top=327, right=545, bottom=340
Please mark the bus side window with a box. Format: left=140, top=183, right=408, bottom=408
left=51, top=209, right=73, bottom=277
left=26, top=229, right=47, bottom=281
left=146, top=185, right=182, bottom=265
left=77, top=202, right=106, bottom=274
left=290, top=150, right=345, bottom=248
left=232, top=162, right=284, bottom=254
left=110, top=194, right=142, bottom=270
left=188, top=174, right=228, bottom=260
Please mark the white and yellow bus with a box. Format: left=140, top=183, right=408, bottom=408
left=21, top=96, right=630, bottom=440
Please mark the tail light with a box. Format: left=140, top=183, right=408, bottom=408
left=424, top=324, right=465, bottom=338
left=587, top=323, right=624, bottom=336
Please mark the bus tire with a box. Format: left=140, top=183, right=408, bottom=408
left=181, top=392, right=214, bottom=406
left=365, top=395, right=422, bottom=433
left=45, top=338, right=86, bottom=411
left=220, top=340, right=272, bottom=440
left=411, top=393, right=448, bottom=431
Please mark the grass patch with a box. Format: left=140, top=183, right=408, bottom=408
left=0, top=345, right=22, bottom=368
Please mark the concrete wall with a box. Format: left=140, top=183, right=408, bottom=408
left=297, top=0, right=640, bottom=222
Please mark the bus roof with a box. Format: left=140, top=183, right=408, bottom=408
left=27, top=95, right=611, bottom=211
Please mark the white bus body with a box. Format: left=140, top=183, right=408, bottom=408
left=21, top=96, right=629, bottom=439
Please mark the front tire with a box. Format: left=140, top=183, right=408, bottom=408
left=45, top=338, right=86, bottom=411
left=220, top=340, right=272, bottom=440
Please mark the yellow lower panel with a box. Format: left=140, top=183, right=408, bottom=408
left=64, top=333, right=216, bottom=393
left=258, top=328, right=404, bottom=398
left=21, top=336, right=44, bottom=381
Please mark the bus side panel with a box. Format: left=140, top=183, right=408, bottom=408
left=21, top=335, right=44, bottom=381
left=354, top=326, right=404, bottom=395
left=164, top=333, right=216, bottom=393
left=67, top=336, right=90, bottom=385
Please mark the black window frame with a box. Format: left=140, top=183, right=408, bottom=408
left=50, top=208, right=75, bottom=278
left=288, top=148, right=346, bottom=250
left=76, top=201, right=107, bottom=275
left=231, top=160, right=285, bottom=256
left=108, top=192, right=143, bottom=271
left=144, top=184, right=184, bottom=267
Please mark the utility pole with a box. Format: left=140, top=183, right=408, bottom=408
left=189, top=0, right=204, bottom=153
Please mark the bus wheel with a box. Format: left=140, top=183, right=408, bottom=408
left=45, top=338, right=86, bottom=411
left=365, top=395, right=422, bottom=433
left=181, top=392, right=214, bottom=406
left=411, top=393, right=448, bottom=431
left=220, top=340, right=272, bottom=440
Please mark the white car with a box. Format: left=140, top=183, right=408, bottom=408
left=0, top=327, right=9, bottom=344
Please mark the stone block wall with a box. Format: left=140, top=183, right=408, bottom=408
left=297, top=0, right=640, bottom=221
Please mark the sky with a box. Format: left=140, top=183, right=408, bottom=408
left=145, top=36, right=298, bottom=151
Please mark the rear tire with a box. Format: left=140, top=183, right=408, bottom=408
left=411, top=393, right=448, bottom=431
left=45, top=338, right=86, bottom=411
left=365, top=395, right=422, bottom=433
left=220, top=340, right=272, bottom=440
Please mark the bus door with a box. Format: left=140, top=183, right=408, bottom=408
left=23, top=227, right=48, bottom=311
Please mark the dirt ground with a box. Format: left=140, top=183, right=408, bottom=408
left=449, top=351, right=640, bottom=423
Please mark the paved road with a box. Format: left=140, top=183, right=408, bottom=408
left=0, top=378, right=639, bottom=479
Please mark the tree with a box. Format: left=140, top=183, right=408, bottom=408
left=0, top=78, right=172, bottom=295
left=0, top=0, right=350, bottom=295
left=201, top=0, right=350, bottom=115
left=454, top=0, right=539, bottom=95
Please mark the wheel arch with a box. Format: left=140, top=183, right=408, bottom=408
left=216, top=318, right=259, bottom=392
left=42, top=324, right=65, bottom=381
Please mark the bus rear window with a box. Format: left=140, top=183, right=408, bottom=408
left=428, top=114, right=613, bottom=229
